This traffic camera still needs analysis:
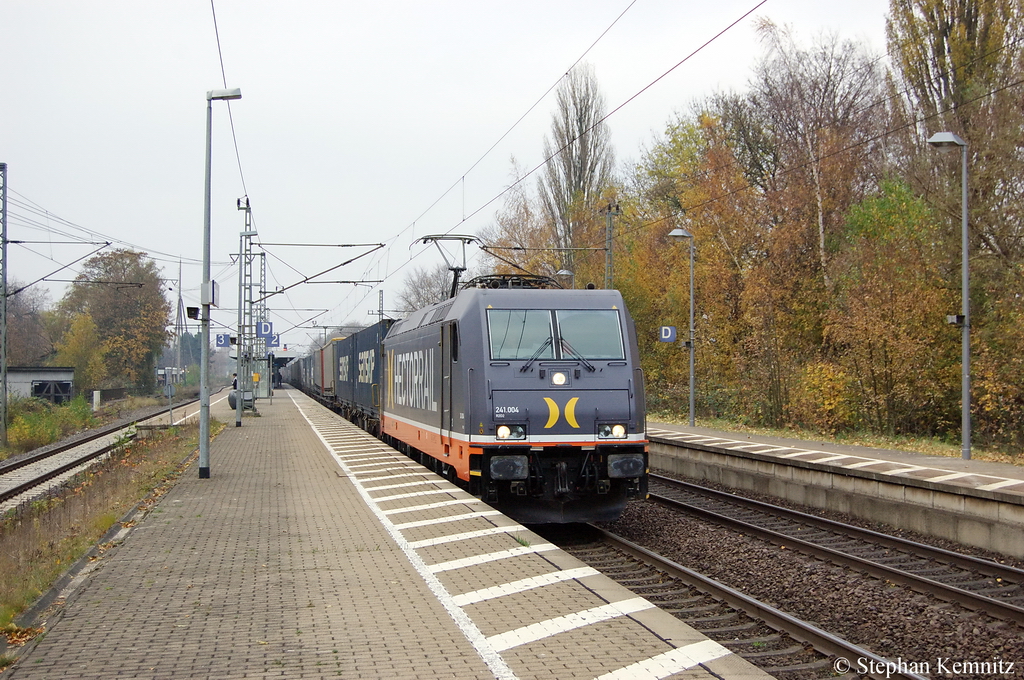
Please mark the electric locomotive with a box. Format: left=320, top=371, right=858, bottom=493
left=285, top=275, right=648, bottom=523
left=380, top=275, right=648, bottom=523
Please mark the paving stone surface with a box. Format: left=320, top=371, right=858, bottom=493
left=8, top=392, right=769, bottom=680
left=9, top=393, right=494, bottom=679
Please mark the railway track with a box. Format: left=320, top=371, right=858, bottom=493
left=649, top=474, right=1024, bottom=626
left=0, top=399, right=200, bottom=510
left=536, top=523, right=924, bottom=680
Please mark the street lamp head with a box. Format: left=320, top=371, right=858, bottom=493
left=668, top=227, right=693, bottom=241
left=927, top=131, right=966, bottom=151
left=207, top=87, right=242, bottom=101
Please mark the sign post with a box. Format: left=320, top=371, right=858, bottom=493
left=164, top=383, right=175, bottom=425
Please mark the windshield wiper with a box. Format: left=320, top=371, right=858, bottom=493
left=519, top=336, right=553, bottom=372
left=559, top=336, right=596, bottom=372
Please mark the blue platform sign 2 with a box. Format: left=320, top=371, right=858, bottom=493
left=659, top=326, right=677, bottom=343
left=215, top=333, right=231, bottom=347
left=266, top=333, right=281, bottom=348
left=257, top=321, right=274, bottom=339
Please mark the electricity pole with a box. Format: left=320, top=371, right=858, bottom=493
left=0, top=163, right=8, bottom=447
left=604, top=202, right=621, bottom=289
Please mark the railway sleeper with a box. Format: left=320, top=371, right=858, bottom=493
left=737, top=643, right=809, bottom=659
left=701, top=621, right=763, bottom=635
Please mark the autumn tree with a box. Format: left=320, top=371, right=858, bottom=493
left=749, top=20, right=886, bottom=288
left=56, top=249, right=171, bottom=391
left=823, top=181, right=958, bottom=434
left=5, top=282, right=53, bottom=366
left=537, top=63, right=616, bottom=276
left=478, top=163, right=560, bottom=278
left=708, top=27, right=884, bottom=426
left=52, top=313, right=107, bottom=392
left=621, top=108, right=773, bottom=416
left=888, top=0, right=1024, bottom=446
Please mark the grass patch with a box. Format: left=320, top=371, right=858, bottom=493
left=0, top=419, right=222, bottom=634
left=649, top=412, right=1020, bottom=466
left=1, top=397, right=99, bottom=460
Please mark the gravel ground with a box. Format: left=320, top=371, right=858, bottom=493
left=603, top=489, right=1023, bottom=678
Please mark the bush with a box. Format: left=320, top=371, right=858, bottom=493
left=786, top=361, right=856, bottom=435
left=3, top=396, right=98, bottom=456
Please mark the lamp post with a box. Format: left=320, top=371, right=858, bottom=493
left=927, top=131, right=970, bottom=460
left=668, top=227, right=695, bottom=427
left=555, top=269, right=575, bottom=290
left=200, top=87, right=241, bottom=479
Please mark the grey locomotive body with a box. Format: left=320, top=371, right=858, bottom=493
left=381, top=283, right=648, bottom=523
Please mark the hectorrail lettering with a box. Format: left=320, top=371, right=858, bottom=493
left=387, top=348, right=437, bottom=412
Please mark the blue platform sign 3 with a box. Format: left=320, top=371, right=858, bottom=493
left=257, top=321, right=274, bottom=339
left=659, top=326, right=677, bottom=343
left=215, top=333, right=231, bottom=347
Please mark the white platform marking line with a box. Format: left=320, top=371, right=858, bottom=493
left=365, top=480, right=439, bottom=493
left=408, top=525, right=527, bottom=549
left=486, top=598, right=654, bottom=652
left=372, top=488, right=455, bottom=503
left=806, top=454, right=854, bottom=463
left=428, top=544, right=559, bottom=574
left=393, top=511, right=503, bottom=531
left=887, top=465, right=929, bottom=476
left=383, top=498, right=488, bottom=516
left=361, top=472, right=432, bottom=484
left=287, top=391, right=518, bottom=680
left=452, top=567, right=600, bottom=607
left=927, top=472, right=973, bottom=482
left=843, top=460, right=881, bottom=469
left=334, top=455, right=393, bottom=464
left=334, top=448, right=397, bottom=455
left=347, top=461, right=406, bottom=470
left=978, top=479, right=1024, bottom=491
left=593, top=639, right=733, bottom=680
left=351, top=466, right=422, bottom=477
left=780, top=450, right=820, bottom=458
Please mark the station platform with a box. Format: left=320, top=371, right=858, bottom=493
left=7, top=390, right=768, bottom=679
left=648, top=422, right=1024, bottom=557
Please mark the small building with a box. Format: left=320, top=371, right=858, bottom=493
left=7, top=366, right=75, bottom=404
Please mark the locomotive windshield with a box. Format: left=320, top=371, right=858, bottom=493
left=555, top=310, right=624, bottom=359
left=487, top=309, right=625, bottom=361
left=488, top=310, right=555, bottom=360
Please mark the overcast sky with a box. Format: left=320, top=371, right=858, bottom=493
left=2, top=0, right=890, bottom=350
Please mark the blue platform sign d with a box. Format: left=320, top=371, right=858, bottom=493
left=659, top=326, right=677, bottom=343
left=215, top=333, right=231, bottom=347
left=256, top=321, right=274, bottom=339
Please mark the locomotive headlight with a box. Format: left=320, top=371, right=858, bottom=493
left=490, top=455, right=529, bottom=480
left=598, top=423, right=628, bottom=439
left=551, top=371, right=567, bottom=386
left=496, top=424, right=526, bottom=440
left=607, top=453, right=645, bottom=478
